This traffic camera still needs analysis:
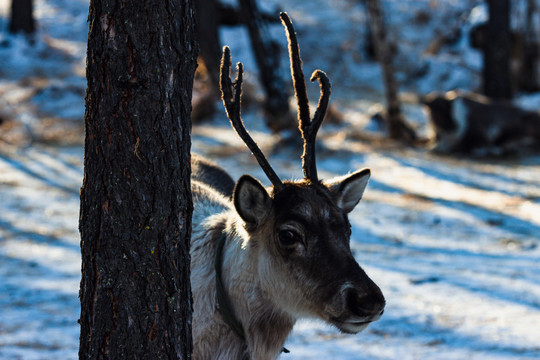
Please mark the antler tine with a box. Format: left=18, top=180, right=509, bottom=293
left=220, top=46, right=234, bottom=114
left=280, top=12, right=332, bottom=183
left=310, top=70, right=331, bottom=133
left=304, top=70, right=331, bottom=181
left=219, top=46, right=284, bottom=191
left=280, top=12, right=311, bottom=136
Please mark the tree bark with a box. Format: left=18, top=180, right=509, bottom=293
left=79, top=0, right=197, bottom=359
left=364, top=0, right=416, bottom=142
left=9, top=0, right=35, bottom=34
left=483, top=0, right=512, bottom=99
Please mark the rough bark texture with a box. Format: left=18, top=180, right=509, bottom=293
left=79, top=0, right=197, bottom=359
left=9, top=0, right=35, bottom=34
left=365, top=0, right=416, bottom=142
left=483, top=0, right=512, bottom=99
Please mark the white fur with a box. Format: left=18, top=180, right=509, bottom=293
left=338, top=172, right=370, bottom=213
left=323, top=170, right=370, bottom=214
left=190, top=181, right=294, bottom=360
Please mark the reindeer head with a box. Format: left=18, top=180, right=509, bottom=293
left=220, top=13, right=385, bottom=333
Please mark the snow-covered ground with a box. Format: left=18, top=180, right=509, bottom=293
left=1, top=0, right=540, bottom=359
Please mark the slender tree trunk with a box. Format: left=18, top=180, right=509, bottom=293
left=520, top=0, right=539, bottom=92
left=239, top=0, right=294, bottom=132
left=9, top=0, right=35, bottom=34
left=192, top=0, right=221, bottom=121
left=483, top=0, right=512, bottom=99
left=194, top=0, right=221, bottom=93
left=79, top=0, right=197, bottom=358
left=364, top=0, right=416, bottom=142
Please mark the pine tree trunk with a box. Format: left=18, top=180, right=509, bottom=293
left=9, top=0, right=35, bottom=34
left=365, top=0, right=416, bottom=142
left=483, top=0, right=512, bottom=99
left=79, top=0, right=197, bottom=358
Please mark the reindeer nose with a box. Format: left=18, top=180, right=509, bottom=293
left=344, top=285, right=385, bottom=318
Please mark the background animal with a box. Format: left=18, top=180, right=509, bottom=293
left=423, top=90, right=540, bottom=154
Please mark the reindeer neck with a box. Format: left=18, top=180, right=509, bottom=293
left=215, top=230, right=247, bottom=341
left=217, top=218, right=293, bottom=357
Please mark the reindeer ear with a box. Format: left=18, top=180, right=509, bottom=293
left=233, top=175, right=271, bottom=225
left=325, top=169, right=370, bottom=213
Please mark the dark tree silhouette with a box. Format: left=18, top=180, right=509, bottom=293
left=364, top=0, right=416, bottom=142
left=483, top=0, right=512, bottom=99
left=520, top=0, right=539, bottom=92
left=79, top=0, right=197, bottom=358
left=9, top=0, right=35, bottom=34
left=239, top=0, right=293, bottom=132
left=194, top=0, right=294, bottom=131
left=194, top=0, right=222, bottom=90
left=192, top=0, right=222, bottom=121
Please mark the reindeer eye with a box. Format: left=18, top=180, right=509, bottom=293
left=278, top=229, right=301, bottom=247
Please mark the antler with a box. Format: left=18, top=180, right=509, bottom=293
left=220, top=46, right=284, bottom=191
left=280, top=12, right=331, bottom=184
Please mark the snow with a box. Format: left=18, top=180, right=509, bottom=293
left=1, top=0, right=540, bottom=359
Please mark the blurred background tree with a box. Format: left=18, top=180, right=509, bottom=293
left=9, top=0, right=35, bottom=35
left=364, top=0, right=417, bottom=143
left=482, top=0, right=512, bottom=99
left=194, top=0, right=295, bottom=132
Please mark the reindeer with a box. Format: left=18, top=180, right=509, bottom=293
left=422, top=90, right=540, bottom=154
left=190, top=13, right=385, bottom=360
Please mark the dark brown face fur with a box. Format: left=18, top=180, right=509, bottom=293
left=257, top=181, right=385, bottom=334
